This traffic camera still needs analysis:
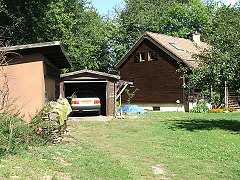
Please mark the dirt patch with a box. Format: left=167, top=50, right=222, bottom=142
left=129, top=115, right=140, bottom=119
left=151, top=164, right=165, bottom=175
left=52, top=157, right=72, bottom=166
left=68, top=116, right=112, bottom=122
left=151, top=164, right=171, bottom=179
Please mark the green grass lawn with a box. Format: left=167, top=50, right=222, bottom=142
left=0, top=112, right=239, bottom=179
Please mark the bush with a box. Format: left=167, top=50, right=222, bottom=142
left=28, top=104, right=62, bottom=145
left=208, top=107, right=236, bottom=113
left=207, top=108, right=223, bottom=113
left=0, top=106, right=28, bottom=156
left=224, top=107, right=236, bottom=112
left=0, top=102, right=67, bottom=157
left=190, top=99, right=209, bottom=113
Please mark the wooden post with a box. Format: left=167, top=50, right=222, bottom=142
left=225, top=81, right=228, bottom=108
left=113, top=81, right=116, bottom=118
left=210, top=85, right=213, bottom=109
left=120, top=94, right=122, bottom=119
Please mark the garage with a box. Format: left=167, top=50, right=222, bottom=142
left=60, top=69, right=121, bottom=116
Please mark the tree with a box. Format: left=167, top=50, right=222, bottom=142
left=110, top=0, right=216, bottom=62
left=183, top=3, right=240, bottom=102
left=0, top=0, right=114, bottom=73
left=0, top=0, right=52, bottom=44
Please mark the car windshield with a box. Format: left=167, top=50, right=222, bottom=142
left=72, top=91, right=97, bottom=98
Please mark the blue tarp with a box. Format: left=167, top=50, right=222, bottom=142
left=118, top=105, right=148, bottom=114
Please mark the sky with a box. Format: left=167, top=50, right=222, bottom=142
left=91, top=0, right=238, bottom=15
left=90, top=0, right=124, bottom=15
left=223, top=0, right=238, bottom=5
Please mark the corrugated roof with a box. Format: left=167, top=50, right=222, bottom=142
left=115, top=32, right=209, bottom=68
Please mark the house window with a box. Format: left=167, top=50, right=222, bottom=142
left=134, top=52, right=145, bottom=63
left=169, top=42, right=184, bottom=51
left=45, top=85, right=48, bottom=104
left=148, top=51, right=158, bottom=61
left=130, top=78, right=135, bottom=87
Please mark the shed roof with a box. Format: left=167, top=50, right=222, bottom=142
left=61, top=69, right=120, bottom=80
left=0, top=41, right=71, bottom=69
left=115, top=32, right=209, bottom=68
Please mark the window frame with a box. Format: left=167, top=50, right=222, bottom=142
left=148, top=51, right=158, bottom=61
left=134, top=52, right=145, bottom=63
left=129, top=78, right=135, bottom=87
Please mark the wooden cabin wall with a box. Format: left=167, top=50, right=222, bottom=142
left=119, top=39, right=184, bottom=105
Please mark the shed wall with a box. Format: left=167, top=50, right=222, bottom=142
left=45, top=77, right=56, bottom=102
left=107, top=81, right=116, bottom=116
left=1, top=54, right=45, bottom=121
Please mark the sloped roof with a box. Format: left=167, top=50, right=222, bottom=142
left=61, top=68, right=120, bottom=80
left=0, top=41, right=71, bottom=69
left=115, top=32, right=209, bottom=68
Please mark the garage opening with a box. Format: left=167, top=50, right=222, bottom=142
left=64, top=81, right=107, bottom=116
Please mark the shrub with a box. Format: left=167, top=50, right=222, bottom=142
left=223, top=107, right=236, bottom=112
left=0, top=100, right=69, bottom=157
left=125, top=88, right=139, bottom=104
left=190, top=99, right=209, bottom=113
left=207, top=108, right=223, bottom=113
left=208, top=107, right=236, bottom=113
left=0, top=105, right=28, bottom=156
left=28, top=104, right=62, bottom=145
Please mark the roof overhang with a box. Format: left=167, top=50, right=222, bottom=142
left=0, top=41, right=71, bottom=69
left=61, top=69, right=120, bottom=80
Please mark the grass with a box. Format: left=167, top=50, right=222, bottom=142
left=0, top=112, right=240, bottom=179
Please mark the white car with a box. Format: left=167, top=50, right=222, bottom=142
left=71, top=91, right=101, bottom=115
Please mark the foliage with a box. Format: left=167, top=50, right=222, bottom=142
left=190, top=99, right=209, bottom=113
left=198, top=90, right=222, bottom=108
left=125, top=88, right=139, bottom=104
left=29, top=104, right=62, bottom=144
left=0, top=104, right=28, bottom=156
left=211, top=91, right=222, bottom=108
left=224, top=107, right=236, bottom=112
left=0, top=0, right=114, bottom=73
left=207, top=108, right=223, bottom=113
left=0, top=102, right=66, bottom=157
left=183, top=3, right=240, bottom=100
left=208, top=107, right=236, bottom=113
left=110, top=0, right=216, bottom=62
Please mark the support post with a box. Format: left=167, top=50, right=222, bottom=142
left=225, top=81, right=228, bottom=108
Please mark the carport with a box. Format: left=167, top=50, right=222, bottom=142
left=60, top=68, right=128, bottom=116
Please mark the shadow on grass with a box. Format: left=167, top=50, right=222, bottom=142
left=169, top=119, right=240, bottom=133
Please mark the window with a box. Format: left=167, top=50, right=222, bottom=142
left=134, top=52, right=145, bottom=63
left=130, top=78, right=135, bottom=87
left=134, top=53, right=140, bottom=63
left=169, top=42, right=184, bottom=51
left=45, top=85, right=48, bottom=104
left=148, top=51, right=158, bottom=61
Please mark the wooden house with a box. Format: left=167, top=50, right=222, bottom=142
left=115, top=32, right=208, bottom=111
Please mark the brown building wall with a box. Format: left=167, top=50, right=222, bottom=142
left=107, top=81, right=116, bottom=116
left=43, top=61, right=59, bottom=102
left=1, top=54, right=45, bottom=121
left=119, top=39, right=184, bottom=105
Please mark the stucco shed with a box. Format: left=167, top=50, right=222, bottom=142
left=0, top=41, right=71, bottom=120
